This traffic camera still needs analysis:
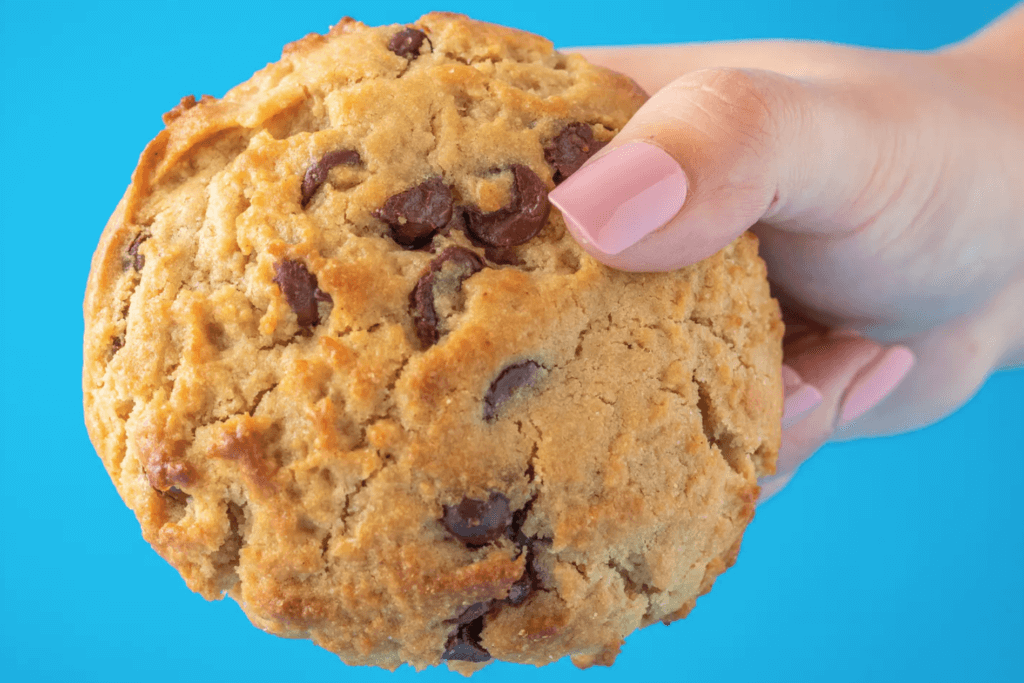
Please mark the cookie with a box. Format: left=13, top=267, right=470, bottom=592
left=82, top=12, right=783, bottom=673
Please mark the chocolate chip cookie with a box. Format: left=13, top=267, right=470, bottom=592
left=82, top=12, right=783, bottom=673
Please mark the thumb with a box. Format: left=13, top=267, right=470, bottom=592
left=549, top=66, right=895, bottom=271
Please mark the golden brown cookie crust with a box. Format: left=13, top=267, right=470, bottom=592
left=83, top=12, right=782, bottom=673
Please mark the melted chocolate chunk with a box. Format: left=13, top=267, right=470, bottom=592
left=272, top=259, right=332, bottom=327
left=447, top=601, right=494, bottom=625
left=441, top=206, right=467, bottom=240
left=505, top=529, right=544, bottom=606
left=465, top=165, right=550, bottom=247
left=439, top=245, right=485, bottom=273
left=388, top=28, right=431, bottom=59
left=410, top=246, right=485, bottom=347
left=544, top=123, right=607, bottom=183
left=442, top=618, right=490, bottom=663
left=483, top=361, right=543, bottom=422
left=127, top=232, right=149, bottom=271
left=300, top=149, right=361, bottom=207
left=527, top=538, right=553, bottom=589
left=455, top=208, right=518, bottom=264
left=506, top=573, right=533, bottom=606
left=440, top=500, right=546, bottom=637
left=375, top=177, right=453, bottom=248
left=410, top=276, right=440, bottom=346
left=483, top=245, right=521, bottom=265
left=505, top=505, right=531, bottom=547
left=442, top=493, right=512, bottom=547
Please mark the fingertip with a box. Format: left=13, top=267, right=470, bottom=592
left=757, top=470, right=795, bottom=505
left=780, top=362, right=825, bottom=428
left=776, top=333, right=884, bottom=474
left=551, top=67, right=792, bottom=272
left=548, top=141, right=687, bottom=258
left=782, top=384, right=824, bottom=429
left=836, top=345, right=915, bottom=428
left=551, top=142, right=741, bottom=273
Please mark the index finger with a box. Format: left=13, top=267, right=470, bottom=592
left=561, top=41, right=911, bottom=93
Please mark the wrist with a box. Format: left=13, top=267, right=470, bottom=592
left=944, top=5, right=1024, bottom=63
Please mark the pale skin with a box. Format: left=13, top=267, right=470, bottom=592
left=553, top=5, right=1024, bottom=500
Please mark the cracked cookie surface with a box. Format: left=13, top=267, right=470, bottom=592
left=82, top=12, right=783, bottom=674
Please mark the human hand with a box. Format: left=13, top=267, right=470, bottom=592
left=549, top=5, right=1024, bottom=501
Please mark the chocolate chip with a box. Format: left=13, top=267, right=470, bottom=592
left=388, top=28, right=431, bottom=59
left=439, top=502, right=543, bottom=635
left=301, top=149, right=361, bottom=207
left=442, top=493, right=512, bottom=547
left=483, top=361, right=543, bottom=422
left=506, top=573, right=533, bottom=606
left=483, top=245, right=521, bottom=265
left=410, top=278, right=440, bottom=347
left=272, top=259, right=332, bottom=327
left=410, top=246, right=485, bottom=347
left=375, top=177, right=453, bottom=249
left=526, top=538, right=553, bottom=589
left=465, top=165, right=550, bottom=247
left=505, top=530, right=544, bottom=606
left=127, top=232, right=149, bottom=271
left=455, top=207, right=517, bottom=264
left=441, top=206, right=467, bottom=240
left=447, top=601, right=493, bottom=625
left=544, top=123, right=607, bottom=183
left=111, top=336, right=124, bottom=355
left=505, top=504, right=531, bottom=547
left=442, top=618, right=490, bottom=663
left=441, top=246, right=485, bottom=273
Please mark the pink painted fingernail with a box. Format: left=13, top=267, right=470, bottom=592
left=838, top=346, right=915, bottom=427
left=781, top=365, right=823, bottom=428
left=781, top=364, right=803, bottom=392
left=783, top=384, right=824, bottom=429
left=548, top=141, right=687, bottom=255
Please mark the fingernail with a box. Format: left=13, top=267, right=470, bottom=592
left=781, top=365, right=823, bottom=428
left=837, top=346, right=915, bottom=427
left=781, top=364, right=803, bottom=392
left=757, top=471, right=795, bottom=505
left=548, top=141, right=687, bottom=255
left=783, top=384, right=824, bottom=429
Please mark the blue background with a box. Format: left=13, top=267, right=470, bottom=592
left=2, top=1, right=1022, bottom=681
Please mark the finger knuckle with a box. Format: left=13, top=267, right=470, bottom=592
left=670, top=67, right=786, bottom=155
